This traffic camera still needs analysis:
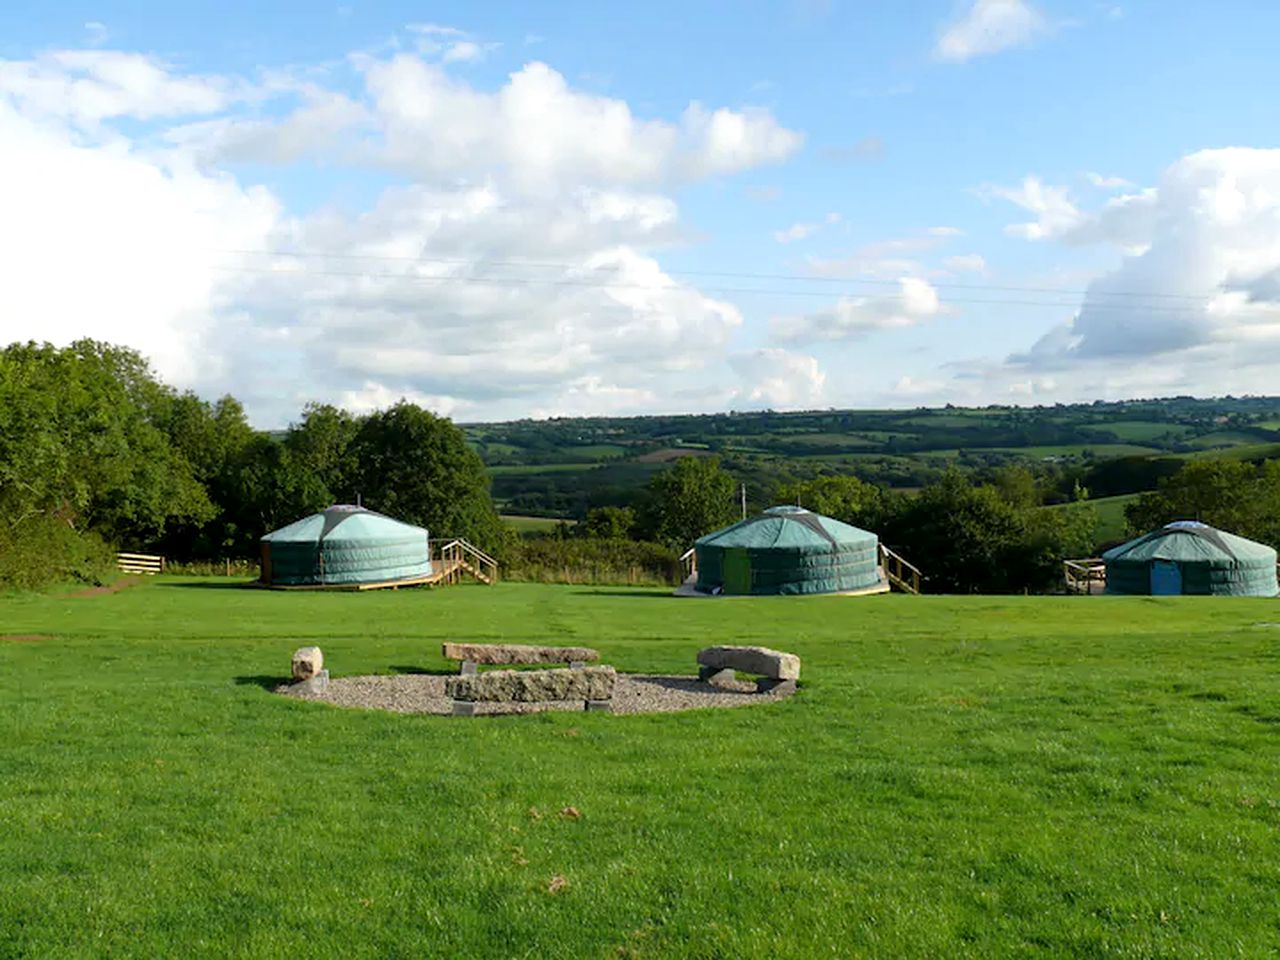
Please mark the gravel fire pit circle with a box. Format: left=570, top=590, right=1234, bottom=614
left=276, top=672, right=796, bottom=716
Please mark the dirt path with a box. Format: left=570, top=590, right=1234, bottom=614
left=63, top=576, right=140, bottom=599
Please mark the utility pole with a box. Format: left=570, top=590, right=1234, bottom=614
left=740, top=483, right=747, bottom=520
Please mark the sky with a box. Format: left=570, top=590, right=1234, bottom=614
left=3, top=0, right=1280, bottom=427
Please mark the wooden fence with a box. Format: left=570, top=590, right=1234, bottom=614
left=1063, top=558, right=1106, bottom=594
left=117, top=552, right=165, bottom=575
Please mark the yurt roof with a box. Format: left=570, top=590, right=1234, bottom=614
left=1102, top=520, right=1276, bottom=564
left=696, top=505, right=877, bottom=550
left=262, top=505, right=427, bottom=544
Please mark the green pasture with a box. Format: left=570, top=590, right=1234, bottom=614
left=501, top=515, right=573, bottom=535
left=1097, top=421, right=1193, bottom=442
left=1045, top=493, right=1141, bottom=547
left=487, top=463, right=601, bottom=476
left=3, top=581, right=1280, bottom=957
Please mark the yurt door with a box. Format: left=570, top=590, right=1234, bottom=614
left=723, top=548, right=752, bottom=594
left=1150, top=560, right=1182, bottom=595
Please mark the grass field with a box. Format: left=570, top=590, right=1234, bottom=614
left=501, top=514, right=573, bottom=534
left=1097, top=421, right=1193, bottom=442
left=1045, top=493, right=1141, bottom=546
left=487, top=462, right=602, bottom=476
left=4, top=580, right=1280, bottom=957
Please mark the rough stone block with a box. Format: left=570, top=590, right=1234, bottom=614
left=452, top=700, right=478, bottom=716
left=291, top=646, right=324, bottom=681
left=697, top=645, right=800, bottom=681
left=441, top=642, right=600, bottom=665
left=459, top=661, right=478, bottom=676
left=756, top=678, right=798, bottom=695
left=290, top=669, right=329, bottom=694
left=698, top=666, right=737, bottom=686
left=446, top=665, right=616, bottom=703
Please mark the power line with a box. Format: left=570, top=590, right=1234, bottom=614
left=207, top=261, right=1245, bottom=317
left=217, top=247, right=1232, bottom=304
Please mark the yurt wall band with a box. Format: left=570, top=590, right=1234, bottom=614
left=694, top=505, right=885, bottom=596
left=1102, top=521, right=1278, bottom=597
left=260, top=505, right=432, bottom=586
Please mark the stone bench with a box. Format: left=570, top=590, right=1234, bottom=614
left=441, top=642, right=600, bottom=675
left=696, top=645, right=800, bottom=694
left=446, top=665, right=616, bottom=715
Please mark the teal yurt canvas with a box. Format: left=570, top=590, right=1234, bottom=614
left=260, top=505, right=431, bottom=587
left=1102, top=521, right=1278, bottom=596
left=693, top=505, right=885, bottom=596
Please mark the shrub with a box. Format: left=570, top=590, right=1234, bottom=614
left=0, top=514, right=116, bottom=591
left=503, top=537, right=680, bottom=586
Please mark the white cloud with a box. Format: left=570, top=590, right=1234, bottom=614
left=0, top=42, right=804, bottom=423
left=358, top=57, right=801, bottom=195
left=84, top=22, right=110, bottom=46
left=772, top=278, right=943, bottom=342
left=807, top=226, right=963, bottom=278
left=405, top=25, right=500, bottom=64
left=943, top=253, right=987, bottom=274
left=1085, top=171, right=1133, bottom=189
left=982, top=176, right=1160, bottom=249
left=773, top=211, right=840, bottom=244
left=983, top=148, right=1280, bottom=397
left=0, top=50, right=239, bottom=127
left=0, top=96, right=280, bottom=385
left=890, top=374, right=947, bottom=398
left=821, top=135, right=884, bottom=163
left=729, top=348, right=826, bottom=408
left=978, top=176, right=1083, bottom=240
left=935, top=0, right=1050, bottom=63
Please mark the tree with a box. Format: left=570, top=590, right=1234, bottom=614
left=347, top=402, right=505, bottom=552
left=879, top=469, right=1095, bottom=593
left=1125, top=459, right=1280, bottom=546
left=775, top=474, right=881, bottom=526
left=284, top=403, right=360, bottom=503
left=990, top=465, right=1039, bottom=509
left=635, top=455, right=738, bottom=547
left=580, top=505, right=636, bottom=540
left=0, top=340, right=212, bottom=544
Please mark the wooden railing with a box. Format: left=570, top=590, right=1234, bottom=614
left=117, top=552, right=164, bottom=575
left=435, top=538, right=499, bottom=585
left=1064, top=558, right=1106, bottom=595
left=879, top=544, right=922, bottom=594
left=679, top=548, right=697, bottom=582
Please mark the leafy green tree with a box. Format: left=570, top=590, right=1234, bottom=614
left=775, top=474, right=882, bottom=525
left=580, top=505, right=636, bottom=539
left=990, top=465, right=1040, bottom=509
left=879, top=470, right=1095, bottom=593
left=347, top=402, right=505, bottom=552
left=284, top=403, right=360, bottom=503
left=0, top=340, right=211, bottom=544
left=635, top=455, right=738, bottom=547
left=1125, top=459, right=1280, bottom=546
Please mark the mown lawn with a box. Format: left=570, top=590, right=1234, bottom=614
left=3, top=580, right=1280, bottom=958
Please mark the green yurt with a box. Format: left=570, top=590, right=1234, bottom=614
left=693, top=505, right=886, bottom=596
left=1102, top=521, right=1278, bottom=596
left=260, top=505, right=431, bottom=587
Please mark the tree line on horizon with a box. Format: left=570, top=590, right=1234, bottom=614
left=3, top=339, right=1278, bottom=592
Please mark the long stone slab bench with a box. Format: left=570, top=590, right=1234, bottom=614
left=446, top=665, right=616, bottom=715
left=696, top=645, right=800, bottom=693
left=442, top=642, right=600, bottom=674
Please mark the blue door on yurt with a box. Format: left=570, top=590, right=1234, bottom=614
left=1150, top=560, right=1182, bottom=595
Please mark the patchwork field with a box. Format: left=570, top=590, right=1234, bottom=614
left=3, top=580, right=1280, bottom=957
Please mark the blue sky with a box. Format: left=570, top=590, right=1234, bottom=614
left=3, top=1, right=1280, bottom=425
